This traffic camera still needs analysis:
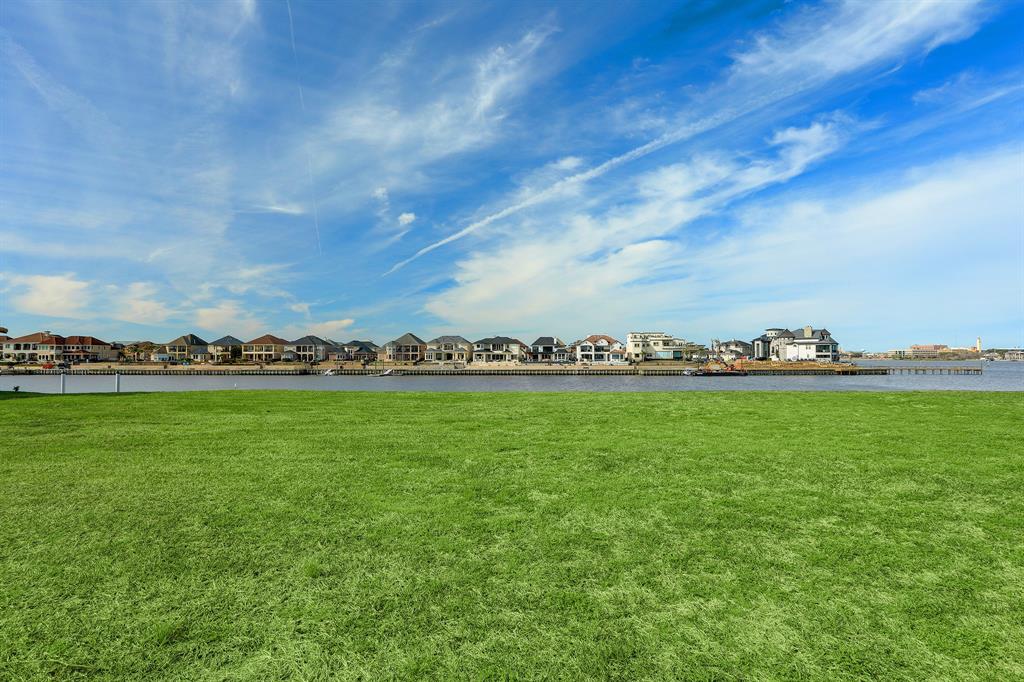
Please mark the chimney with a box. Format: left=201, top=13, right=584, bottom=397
left=804, top=325, right=813, bottom=338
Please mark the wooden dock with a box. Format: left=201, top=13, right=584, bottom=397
left=885, top=366, right=982, bottom=375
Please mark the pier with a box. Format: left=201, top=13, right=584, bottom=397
left=885, top=366, right=982, bottom=375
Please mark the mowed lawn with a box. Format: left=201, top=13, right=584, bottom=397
left=1, top=391, right=1022, bottom=680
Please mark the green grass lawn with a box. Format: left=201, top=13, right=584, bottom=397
left=1, top=391, right=1022, bottom=679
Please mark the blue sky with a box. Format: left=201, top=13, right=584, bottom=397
left=1, top=0, right=1022, bottom=350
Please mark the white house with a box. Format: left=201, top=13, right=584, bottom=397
left=626, top=332, right=705, bottom=361
left=425, top=336, right=473, bottom=363
left=472, top=337, right=528, bottom=363
left=2, top=331, right=66, bottom=362
left=575, top=335, right=626, bottom=364
left=756, top=326, right=839, bottom=362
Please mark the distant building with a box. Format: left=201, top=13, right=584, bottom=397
left=1007, top=349, right=1024, bottom=361
left=63, top=336, right=117, bottom=363
left=207, top=336, right=244, bottom=363
left=425, top=336, right=473, bottom=363
left=712, top=339, right=753, bottom=362
left=627, top=332, right=704, bottom=361
left=284, top=336, right=336, bottom=363
left=529, top=337, right=570, bottom=363
left=576, top=335, right=626, bottom=364
left=472, top=336, right=529, bottom=363
left=751, top=328, right=787, bottom=360
left=2, top=331, right=66, bottom=362
left=242, top=334, right=290, bottom=363
left=331, top=340, right=379, bottom=362
left=165, top=334, right=209, bottom=362
left=381, top=333, right=427, bottom=362
left=755, top=326, right=839, bottom=362
left=893, top=344, right=948, bottom=359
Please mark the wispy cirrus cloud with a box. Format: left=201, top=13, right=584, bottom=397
left=1, top=0, right=1018, bottom=348
left=388, top=0, right=986, bottom=272
left=423, top=117, right=848, bottom=335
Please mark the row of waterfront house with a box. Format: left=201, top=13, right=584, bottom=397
left=0, top=327, right=841, bottom=365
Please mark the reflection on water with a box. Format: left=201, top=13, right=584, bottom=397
left=1, top=361, right=1020, bottom=394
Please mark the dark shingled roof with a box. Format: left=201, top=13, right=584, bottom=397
left=288, top=335, right=332, bottom=346
left=531, top=336, right=564, bottom=347
left=210, top=335, right=243, bottom=346
left=428, top=335, right=471, bottom=346
left=167, top=333, right=207, bottom=346
left=391, top=332, right=426, bottom=346
left=474, top=336, right=523, bottom=345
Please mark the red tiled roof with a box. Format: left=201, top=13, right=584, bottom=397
left=583, top=334, right=622, bottom=345
left=9, top=331, right=66, bottom=344
left=65, top=336, right=109, bottom=346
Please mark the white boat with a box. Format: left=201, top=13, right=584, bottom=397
left=321, top=369, right=335, bottom=376
left=371, top=368, right=395, bottom=377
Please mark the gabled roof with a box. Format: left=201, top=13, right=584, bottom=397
left=167, top=333, right=207, bottom=346
left=64, top=335, right=110, bottom=346
left=9, top=331, right=66, bottom=344
left=793, top=328, right=834, bottom=342
left=583, top=334, right=622, bottom=346
left=391, top=332, right=425, bottom=345
left=210, top=335, right=243, bottom=347
left=288, top=335, right=332, bottom=346
left=341, top=340, right=378, bottom=354
left=474, top=336, right=523, bottom=346
left=245, top=334, right=290, bottom=345
left=428, top=335, right=471, bottom=346
left=531, top=336, right=565, bottom=347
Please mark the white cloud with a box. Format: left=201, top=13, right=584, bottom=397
left=430, top=144, right=1021, bottom=345
left=398, top=212, right=416, bottom=226
left=305, top=318, right=355, bottom=339
left=389, top=0, right=985, bottom=271
left=1, top=273, right=91, bottom=319
left=277, top=317, right=355, bottom=341
left=423, top=119, right=848, bottom=335
left=193, top=301, right=266, bottom=339
left=1, top=37, right=121, bottom=150
left=110, top=282, right=174, bottom=323
left=730, top=0, right=983, bottom=80
left=242, top=203, right=306, bottom=216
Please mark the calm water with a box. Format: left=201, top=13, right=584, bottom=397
left=1, top=361, right=1020, bottom=393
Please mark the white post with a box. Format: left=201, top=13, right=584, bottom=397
left=60, top=372, right=66, bottom=395
left=114, top=373, right=121, bottom=393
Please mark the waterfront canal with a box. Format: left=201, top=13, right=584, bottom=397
left=1, top=361, right=1019, bottom=394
